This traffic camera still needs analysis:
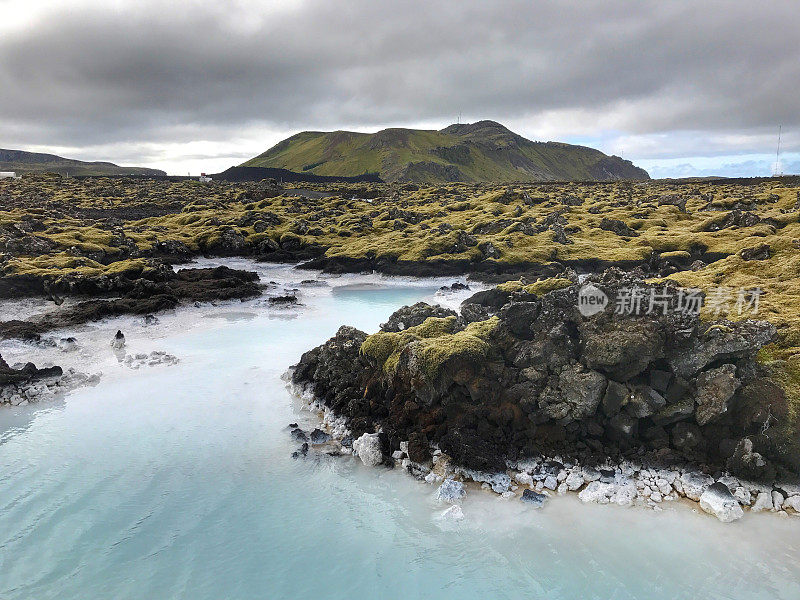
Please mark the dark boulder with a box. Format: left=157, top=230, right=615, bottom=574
left=520, top=489, right=547, bottom=507
left=407, top=430, right=432, bottom=464
left=599, top=218, right=639, bottom=237
left=693, top=364, right=741, bottom=426
left=0, top=353, right=62, bottom=386
left=740, top=244, right=771, bottom=261
left=381, top=302, right=457, bottom=332
left=461, top=288, right=511, bottom=311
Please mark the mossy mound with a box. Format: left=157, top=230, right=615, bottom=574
left=361, top=316, right=500, bottom=380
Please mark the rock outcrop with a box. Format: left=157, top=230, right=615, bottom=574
left=293, top=270, right=792, bottom=484
left=0, top=266, right=262, bottom=340
left=0, top=353, right=62, bottom=386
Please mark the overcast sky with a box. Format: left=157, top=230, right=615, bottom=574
left=1, top=0, right=798, bottom=177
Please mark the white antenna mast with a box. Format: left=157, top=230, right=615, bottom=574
left=775, top=125, right=782, bottom=176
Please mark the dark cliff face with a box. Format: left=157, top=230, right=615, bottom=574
left=589, top=155, right=650, bottom=181
left=293, top=269, right=792, bottom=481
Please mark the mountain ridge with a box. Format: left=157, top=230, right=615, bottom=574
left=242, top=120, right=649, bottom=183
left=0, top=149, right=166, bottom=177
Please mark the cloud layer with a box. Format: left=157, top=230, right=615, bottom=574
left=1, top=0, right=798, bottom=175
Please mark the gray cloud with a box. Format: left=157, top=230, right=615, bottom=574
left=1, top=0, right=798, bottom=172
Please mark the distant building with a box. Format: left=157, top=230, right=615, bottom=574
left=0, top=171, right=17, bottom=179
left=199, top=172, right=212, bottom=183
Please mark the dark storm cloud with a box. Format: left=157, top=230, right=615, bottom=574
left=1, top=0, right=799, bottom=155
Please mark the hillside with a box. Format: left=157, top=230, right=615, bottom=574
left=0, top=149, right=166, bottom=177
left=242, top=120, right=649, bottom=183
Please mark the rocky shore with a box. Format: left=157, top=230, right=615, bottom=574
left=0, top=265, right=263, bottom=341
left=291, top=269, right=800, bottom=521
left=0, top=352, right=99, bottom=406
left=287, top=399, right=800, bottom=522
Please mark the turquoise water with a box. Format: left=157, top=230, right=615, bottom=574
left=1, top=263, right=798, bottom=599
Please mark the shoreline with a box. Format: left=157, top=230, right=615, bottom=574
left=290, top=378, right=800, bottom=522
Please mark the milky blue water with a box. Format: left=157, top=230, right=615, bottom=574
left=1, top=262, right=798, bottom=600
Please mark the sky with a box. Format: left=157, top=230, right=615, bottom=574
left=0, top=0, right=798, bottom=177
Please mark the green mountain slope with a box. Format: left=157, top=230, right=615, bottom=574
left=0, top=149, right=166, bottom=177
left=242, top=120, right=649, bottom=183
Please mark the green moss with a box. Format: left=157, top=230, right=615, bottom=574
left=523, top=277, right=573, bottom=296
left=360, top=316, right=460, bottom=372
left=360, top=316, right=499, bottom=381
left=660, top=250, right=692, bottom=261
left=7, top=253, right=148, bottom=278
left=496, top=280, right=524, bottom=293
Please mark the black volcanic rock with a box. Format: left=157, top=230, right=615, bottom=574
left=292, top=269, right=789, bottom=480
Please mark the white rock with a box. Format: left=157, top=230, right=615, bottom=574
left=717, top=475, right=740, bottom=490
left=437, top=478, right=466, bottom=504
left=733, top=487, right=752, bottom=506
left=783, top=495, right=800, bottom=513
left=543, top=475, right=558, bottom=490
left=556, top=482, right=568, bottom=495
left=779, top=483, right=800, bottom=496
left=680, top=472, right=714, bottom=501
left=655, top=478, right=673, bottom=496
left=352, top=433, right=383, bottom=467
left=612, top=483, right=637, bottom=507
left=514, top=472, right=534, bottom=486
left=501, top=490, right=516, bottom=499
left=565, top=471, right=584, bottom=491
left=578, top=481, right=614, bottom=504
left=391, top=450, right=404, bottom=460
left=772, top=491, right=785, bottom=512
left=659, top=470, right=679, bottom=485
left=650, top=492, right=662, bottom=502
left=751, top=491, right=773, bottom=512
left=699, top=483, right=744, bottom=522
left=459, top=469, right=511, bottom=493
left=515, top=457, right=539, bottom=473
left=424, top=472, right=437, bottom=484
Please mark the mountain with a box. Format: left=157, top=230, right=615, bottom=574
left=0, top=149, right=166, bottom=177
left=241, top=120, right=649, bottom=183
